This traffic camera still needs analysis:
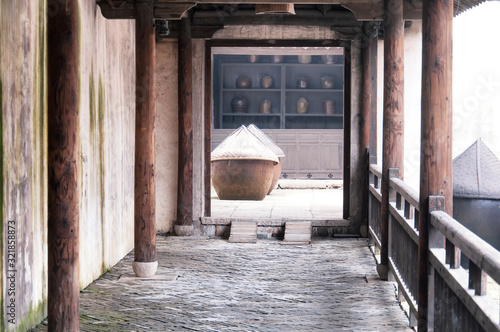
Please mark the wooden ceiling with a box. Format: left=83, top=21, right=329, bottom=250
left=96, top=0, right=487, bottom=39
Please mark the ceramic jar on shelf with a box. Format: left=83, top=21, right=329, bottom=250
left=260, top=75, right=273, bottom=89
left=260, top=100, right=272, bottom=114
left=320, top=76, right=335, bottom=89
left=297, top=97, right=308, bottom=114
left=231, top=96, right=249, bottom=113
left=296, top=78, right=309, bottom=89
left=236, top=76, right=252, bottom=88
left=323, top=100, right=336, bottom=114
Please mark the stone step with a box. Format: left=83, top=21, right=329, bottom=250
left=283, top=221, right=312, bottom=244
left=228, top=221, right=257, bottom=243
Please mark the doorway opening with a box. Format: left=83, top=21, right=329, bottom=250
left=205, top=43, right=351, bottom=225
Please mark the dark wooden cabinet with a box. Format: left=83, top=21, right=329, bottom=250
left=214, top=54, right=344, bottom=130
left=212, top=53, right=345, bottom=179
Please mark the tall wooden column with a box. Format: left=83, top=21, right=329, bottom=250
left=417, top=0, right=453, bottom=329
left=369, top=35, right=378, bottom=165
left=176, top=17, right=194, bottom=235
left=360, top=33, right=378, bottom=235
left=343, top=47, right=351, bottom=220
left=379, top=0, right=404, bottom=280
left=133, top=3, right=158, bottom=277
left=47, top=0, right=80, bottom=329
left=204, top=47, right=212, bottom=217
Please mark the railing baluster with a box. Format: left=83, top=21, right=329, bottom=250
left=404, top=199, right=411, bottom=220
left=445, top=238, right=460, bottom=269
left=468, top=261, right=487, bottom=296
left=396, top=192, right=402, bottom=210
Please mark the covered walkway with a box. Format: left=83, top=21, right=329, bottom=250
left=32, top=236, right=411, bottom=331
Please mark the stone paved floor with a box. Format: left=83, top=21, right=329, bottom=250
left=32, top=236, right=413, bottom=331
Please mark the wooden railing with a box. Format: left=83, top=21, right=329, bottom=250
left=368, top=165, right=500, bottom=331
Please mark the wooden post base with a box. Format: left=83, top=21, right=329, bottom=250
left=132, top=261, right=158, bottom=277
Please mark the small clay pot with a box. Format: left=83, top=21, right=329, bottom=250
left=323, top=100, right=336, bottom=114
left=272, top=55, right=283, bottom=63
left=322, top=55, right=336, bottom=64
left=321, top=76, right=335, bottom=89
left=260, top=100, right=272, bottom=114
left=231, top=96, right=249, bottom=113
left=297, top=97, right=308, bottom=114
left=298, top=55, right=311, bottom=63
left=296, top=78, right=309, bottom=89
left=260, top=75, right=273, bottom=89
left=248, top=55, right=260, bottom=63
left=236, top=76, right=252, bottom=88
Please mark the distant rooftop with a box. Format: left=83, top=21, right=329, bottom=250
left=453, top=138, right=500, bottom=199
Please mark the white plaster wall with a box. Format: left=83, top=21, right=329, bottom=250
left=78, top=3, right=136, bottom=288
left=376, top=21, right=423, bottom=191
left=1, top=0, right=136, bottom=328
left=156, top=40, right=179, bottom=233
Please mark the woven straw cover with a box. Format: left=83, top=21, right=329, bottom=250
left=211, top=125, right=279, bottom=162
left=247, top=124, right=285, bottom=158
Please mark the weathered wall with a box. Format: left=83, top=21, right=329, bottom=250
left=0, top=1, right=135, bottom=329
left=156, top=40, right=179, bottom=233
left=376, top=22, right=423, bottom=191
left=155, top=37, right=206, bottom=233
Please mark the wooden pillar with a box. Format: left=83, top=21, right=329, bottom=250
left=417, top=0, right=453, bottom=329
left=204, top=46, right=212, bottom=217
left=176, top=16, right=194, bottom=235
left=343, top=47, right=351, bottom=220
left=379, top=0, right=404, bottom=280
left=133, top=3, right=158, bottom=277
left=47, top=0, right=80, bottom=329
left=369, top=35, right=378, bottom=165
left=360, top=33, right=377, bottom=235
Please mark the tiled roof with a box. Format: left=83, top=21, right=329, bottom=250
left=453, top=138, right=500, bottom=199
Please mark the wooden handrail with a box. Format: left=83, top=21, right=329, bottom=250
left=430, top=210, right=500, bottom=285
left=369, top=164, right=382, bottom=178
left=388, top=177, right=420, bottom=212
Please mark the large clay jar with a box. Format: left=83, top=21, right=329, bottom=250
left=231, top=96, right=249, bottom=113
left=260, top=75, right=273, bottom=88
left=297, top=97, right=308, bottom=114
left=321, top=76, right=335, bottom=89
left=268, top=158, right=282, bottom=194
left=212, top=159, right=275, bottom=200
left=236, top=76, right=252, bottom=88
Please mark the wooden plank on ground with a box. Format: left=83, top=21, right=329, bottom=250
left=283, top=221, right=312, bottom=244
left=229, top=221, right=257, bottom=243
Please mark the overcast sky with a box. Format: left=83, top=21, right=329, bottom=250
left=453, top=1, right=500, bottom=158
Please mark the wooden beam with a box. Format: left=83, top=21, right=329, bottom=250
left=96, top=0, right=422, bottom=21
left=133, top=3, right=158, bottom=277
left=176, top=17, right=194, bottom=235
left=379, top=0, right=404, bottom=280
left=417, top=0, right=453, bottom=328
left=343, top=46, right=351, bottom=220
left=47, top=0, right=80, bottom=329
left=204, top=45, right=212, bottom=217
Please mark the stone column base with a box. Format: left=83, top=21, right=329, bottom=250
left=174, top=224, right=194, bottom=236
left=132, top=261, right=158, bottom=277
